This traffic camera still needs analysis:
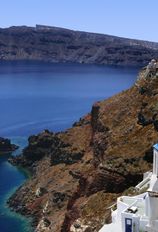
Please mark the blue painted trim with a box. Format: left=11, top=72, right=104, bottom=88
left=153, top=144, right=158, bottom=151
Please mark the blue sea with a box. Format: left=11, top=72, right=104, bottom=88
left=0, top=61, right=139, bottom=232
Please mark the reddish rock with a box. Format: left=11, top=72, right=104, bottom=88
left=8, top=68, right=158, bottom=231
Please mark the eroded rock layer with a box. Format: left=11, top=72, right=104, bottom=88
left=8, top=67, right=158, bottom=231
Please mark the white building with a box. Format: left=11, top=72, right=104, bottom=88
left=99, top=144, right=158, bottom=232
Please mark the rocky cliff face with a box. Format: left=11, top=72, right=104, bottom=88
left=0, top=137, right=18, bottom=153
left=8, top=67, right=158, bottom=231
left=1, top=25, right=158, bottom=66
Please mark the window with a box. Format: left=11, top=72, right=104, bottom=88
left=126, top=219, right=132, bottom=225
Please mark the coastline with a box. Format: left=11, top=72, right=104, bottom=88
left=0, top=137, right=33, bottom=232
left=3, top=186, right=33, bottom=232
left=0, top=63, right=141, bottom=231
left=0, top=137, right=19, bottom=155
left=7, top=163, right=36, bottom=229
left=7, top=67, right=158, bottom=231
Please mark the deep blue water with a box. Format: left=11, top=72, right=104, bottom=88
left=0, top=62, right=139, bottom=232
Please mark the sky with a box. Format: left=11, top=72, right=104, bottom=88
left=1, top=0, right=158, bottom=42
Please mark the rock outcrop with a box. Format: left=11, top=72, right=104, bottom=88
left=8, top=64, right=158, bottom=231
left=0, top=137, right=18, bottom=153
left=1, top=25, right=158, bottom=66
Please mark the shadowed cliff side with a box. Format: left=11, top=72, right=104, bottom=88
left=1, top=25, right=158, bottom=66
left=0, top=137, right=18, bottom=153
left=8, top=65, right=158, bottom=231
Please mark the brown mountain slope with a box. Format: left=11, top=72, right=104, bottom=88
left=8, top=67, right=158, bottom=231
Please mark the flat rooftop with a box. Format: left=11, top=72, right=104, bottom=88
left=121, top=197, right=136, bottom=206
left=126, top=200, right=145, bottom=216
left=99, top=223, right=122, bottom=232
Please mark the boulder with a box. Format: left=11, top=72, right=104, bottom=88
left=35, top=187, right=47, bottom=197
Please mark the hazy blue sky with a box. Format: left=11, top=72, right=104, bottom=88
left=1, top=0, right=157, bottom=42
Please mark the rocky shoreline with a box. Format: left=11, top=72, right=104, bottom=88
left=7, top=184, right=39, bottom=228
left=7, top=65, right=158, bottom=231
left=0, top=137, right=18, bottom=153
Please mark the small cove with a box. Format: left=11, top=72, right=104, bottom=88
left=0, top=62, right=139, bottom=231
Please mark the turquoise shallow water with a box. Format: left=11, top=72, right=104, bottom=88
left=0, top=62, right=139, bottom=232
left=0, top=137, right=33, bottom=232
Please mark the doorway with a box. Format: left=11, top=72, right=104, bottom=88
left=125, top=218, right=132, bottom=232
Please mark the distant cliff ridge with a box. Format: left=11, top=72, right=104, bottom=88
left=0, top=25, right=158, bottom=66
